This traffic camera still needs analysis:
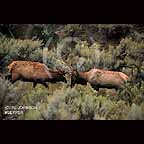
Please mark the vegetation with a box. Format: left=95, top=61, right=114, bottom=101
left=0, top=24, right=144, bottom=120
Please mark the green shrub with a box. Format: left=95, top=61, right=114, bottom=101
left=0, top=78, right=24, bottom=120
left=127, top=103, right=144, bottom=120
left=24, top=84, right=130, bottom=120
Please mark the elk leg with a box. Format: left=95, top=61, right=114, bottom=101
left=91, top=84, right=99, bottom=91
left=33, top=82, right=37, bottom=88
left=41, top=82, right=48, bottom=88
left=11, top=79, right=17, bottom=84
left=115, top=87, right=118, bottom=91
left=95, top=87, right=99, bottom=91
left=11, top=73, right=20, bottom=84
left=71, top=83, right=74, bottom=88
left=11, top=78, right=17, bottom=84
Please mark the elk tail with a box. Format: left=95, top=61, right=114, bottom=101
left=7, top=61, right=17, bottom=73
left=119, top=72, right=129, bottom=81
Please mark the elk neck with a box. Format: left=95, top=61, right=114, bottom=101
left=48, top=70, right=63, bottom=78
left=78, top=71, right=89, bottom=81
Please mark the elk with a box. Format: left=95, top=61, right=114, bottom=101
left=7, top=61, right=67, bottom=88
left=70, top=68, right=129, bottom=91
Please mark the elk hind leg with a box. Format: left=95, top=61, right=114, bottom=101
left=33, top=82, right=37, bottom=88
left=41, top=82, right=48, bottom=88
left=11, top=73, right=20, bottom=84
left=91, top=84, right=99, bottom=91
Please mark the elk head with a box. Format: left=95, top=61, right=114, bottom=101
left=55, top=67, right=67, bottom=83
left=69, top=67, right=87, bottom=88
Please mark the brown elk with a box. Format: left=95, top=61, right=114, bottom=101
left=7, top=61, right=67, bottom=88
left=70, top=68, right=129, bottom=91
